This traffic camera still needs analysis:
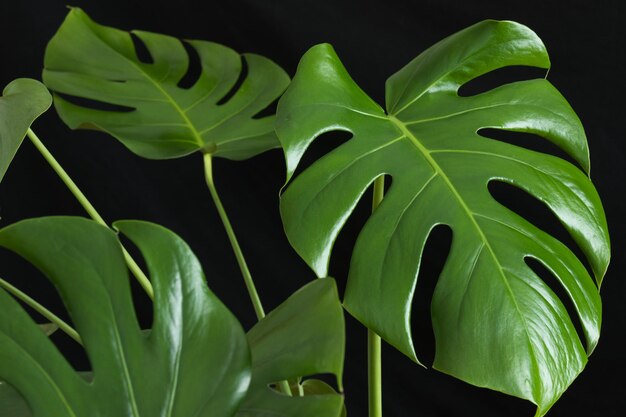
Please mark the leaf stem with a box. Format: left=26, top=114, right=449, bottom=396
left=202, top=153, right=265, bottom=320
left=202, top=154, right=292, bottom=397
left=26, top=128, right=154, bottom=299
left=368, top=331, right=382, bottom=417
left=0, top=277, right=82, bottom=344
left=368, top=176, right=385, bottom=417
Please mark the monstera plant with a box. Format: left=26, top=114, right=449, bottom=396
left=0, top=9, right=344, bottom=417
left=0, top=84, right=346, bottom=417
left=0, top=7, right=610, bottom=417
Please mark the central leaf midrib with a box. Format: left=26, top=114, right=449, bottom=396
left=386, top=114, right=540, bottom=378
left=129, top=60, right=205, bottom=148
left=164, top=261, right=184, bottom=417
left=110, top=325, right=141, bottom=417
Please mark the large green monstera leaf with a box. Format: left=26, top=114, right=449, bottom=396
left=0, top=79, right=51, bottom=181
left=276, top=21, right=610, bottom=415
left=0, top=217, right=251, bottom=417
left=43, top=8, right=290, bottom=160
left=0, top=217, right=345, bottom=417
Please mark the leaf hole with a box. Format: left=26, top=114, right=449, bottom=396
left=457, top=65, right=546, bottom=97
left=251, top=96, right=280, bottom=120
left=478, top=128, right=583, bottom=171
left=524, top=256, right=588, bottom=352
left=177, top=40, right=202, bottom=89
left=290, top=130, right=353, bottom=181
left=326, top=172, right=387, bottom=293
left=216, top=55, right=247, bottom=106
left=130, top=32, right=154, bottom=64
left=301, top=373, right=341, bottom=392
left=268, top=373, right=340, bottom=396
left=327, top=194, right=371, bottom=293
left=487, top=180, right=594, bottom=279
left=371, top=172, right=394, bottom=195
left=410, top=224, right=452, bottom=367
left=55, top=92, right=135, bottom=113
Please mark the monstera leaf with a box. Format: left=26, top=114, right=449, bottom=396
left=0, top=218, right=345, bottom=417
left=43, top=8, right=290, bottom=160
left=239, top=278, right=345, bottom=417
left=0, top=283, right=347, bottom=417
left=0, top=79, right=51, bottom=181
left=0, top=217, right=251, bottom=417
left=276, top=21, right=609, bottom=415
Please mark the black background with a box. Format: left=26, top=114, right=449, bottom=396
left=1, top=0, right=624, bottom=416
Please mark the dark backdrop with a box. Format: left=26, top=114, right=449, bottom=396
left=0, top=1, right=624, bottom=416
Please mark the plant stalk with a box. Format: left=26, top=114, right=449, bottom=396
left=369, top=176, right=385, bottom=417
left=26, top=128, right=154, bottom=299
left=203, top=154, right=293, bottom=396
left=0, top=277, right=82, bottom=344
left=202, top=153, right=266, bottom=320
left=368, top=331, right=382, bottom=417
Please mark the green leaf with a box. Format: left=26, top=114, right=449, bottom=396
left=0, top=324, right=58, bottom=417
left=0, top=217, right=250, bottom=417
left=276, top=21, right=609, bottom=415
left=43, top=8, right=290, bottom=160
left=37, top=323, right=59, bottom=336
left=0, top=381, right=30, bottom=417
left=291, top=380, right=347, bottom=417
left=0, top=79, right=51, bottom=181
left=0, top=279, right=348, bottom=417
left=239, top=278, right=345, bottom=417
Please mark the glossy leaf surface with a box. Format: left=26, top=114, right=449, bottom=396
left=0, top=381, right=29, bottom=417
left=0, top=217, right=250, bottom=417
left=0, top=280, right=347, bottom=417
left=43, top=8, right=290, bottom=160
left=239, top=278, right=345, bottom=417
left=0, top=79, right=51, bottom=181
left=0, top=324, right=58, bottom=417
left=276, top=21, right=609, bottom=415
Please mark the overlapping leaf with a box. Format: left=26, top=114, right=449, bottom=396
left=0, top=79, right=51, bottom=181
left=43, top=8, right=290, bottom=160
left=0, top=217, right=251, bottom=417
left=238, top=278, right=345, bottom=417
left=0, top=218, right=345, bottom=417
left=276, top=20, right=609, bottom=415
left=0, top=323, right=60, bottom=417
